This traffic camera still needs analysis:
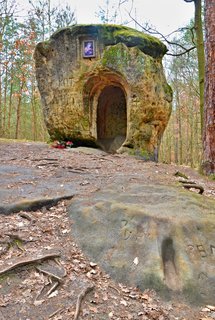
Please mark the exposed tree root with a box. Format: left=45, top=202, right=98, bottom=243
left=182, top=184, right=204, bottom=194
left=46, top=281, right=60, bottom=297
left=36, top=265, right=65, bottom=282
left=18, top=212, right=36, bottom=222
left=178, top=179, right=204, bottom=194
left=108, top=284, right=120, bottom=294
left=5, top=233, right=29, bottom=243
left=0, top=250, right=60, bottom=276
left=0, top=243, right=10, bottom=258
left=174, top=171, right=188, bottom=179
left=74, top=285, right=94, bottom=320
left=48, top=307, right=64, bottom=318
left=0, top=194, right=74, bottom=215
left=179, top=179, right=196, bottom=184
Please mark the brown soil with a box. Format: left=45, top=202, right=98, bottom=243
left=0, top=140, right=214, bottom=320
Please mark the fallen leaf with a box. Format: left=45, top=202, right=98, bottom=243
left=103, top=292, right=108, bottom=301
left=94, top=292, right=99, bottom=299
left=122, top=288, right=130, bottom=293
left=33, top=300, right=44, bottom=306
left=120, top=299, right=128, bottom=306
left=90, top=269, right=97, bottom=275
left=142, top=293, right=150, bottom=300
left=88, top=306, right=98, bottom=313
left=90, top=262, right=97, bottom=268
left=206, top=305, right=215, bottom=311
left=48, top=290, right=58, bottom=298
left=62, top=229, right=70, bottom=234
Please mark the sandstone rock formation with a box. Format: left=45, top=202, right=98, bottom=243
left=69, top=179, right=215, bottom=305
left=34, top=24, right=172, bottom=159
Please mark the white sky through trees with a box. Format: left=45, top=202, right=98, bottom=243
left=17, top=0, right=194, bottom=35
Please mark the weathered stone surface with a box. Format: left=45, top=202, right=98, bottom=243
left=0, top=165, right=76, bottom=214
left=69, top=179, right=215, bottom=305
left=34, top=24, right=172, bottom=160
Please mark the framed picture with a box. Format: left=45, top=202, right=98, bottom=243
left=83, top=40, right=95, bottom=58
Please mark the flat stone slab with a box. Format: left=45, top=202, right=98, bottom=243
left=69, top=178, right=215, bottom=305
left=0, top=164, right=77, bottom=214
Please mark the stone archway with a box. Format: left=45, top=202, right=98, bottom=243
left=96, top=85, right=127, bottom=152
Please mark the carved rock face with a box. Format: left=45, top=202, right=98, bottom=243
left=69, top=178, right=215, bottom=305
left=34, top=24, right=172, bottom=159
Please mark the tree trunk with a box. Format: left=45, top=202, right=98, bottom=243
left=194, top=0, right=205, bottom=133
left=203, top=0, right=215, bottom=174
left=3, top=58, right=8, bottom=133
left=184, top=0, right=205, bottom=132
left=15, top=81, right=24, bottom=139
left=30, top=75, right=37, bottom=141
left=0, top=62, right=2, bottom=135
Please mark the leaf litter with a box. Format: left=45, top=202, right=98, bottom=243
left=0, top=141, right=214, bottom=319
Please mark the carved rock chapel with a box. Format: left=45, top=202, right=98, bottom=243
left=34, top=24, right=172, bottom=159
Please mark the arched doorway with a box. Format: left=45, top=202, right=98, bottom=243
left=97, top=85, right=127, bottom=152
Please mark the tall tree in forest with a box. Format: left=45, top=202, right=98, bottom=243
left=0, top=0, right=16, bottom=135
left=0, top=0, right=76, bottom=141
left=127, top=0, right=204, bottom=134
left=159, top=25, right=201, bottom=168
left=203, top=0, right=215, bottom=174
left=28, top=0, right=76, bottom=40
left=96, top=0, right=129, bottom=24
left=183, top=0, right=204, bottom=132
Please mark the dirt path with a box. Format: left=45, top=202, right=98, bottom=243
left=0, top=140, right=214, bottom=320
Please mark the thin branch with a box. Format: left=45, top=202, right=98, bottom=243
left=74, top=285, right=94, bottom=320
left=166, top=46, right=196, bottom=56
left=47, top=281, right=59, bottom=297
left=49, top=307, right=64, bottom=318
left=127, top=10, right=196, bottom=57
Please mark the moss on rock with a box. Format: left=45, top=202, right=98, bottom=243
left=51, top=24, right=167, bottom=59
left=34, top=23, right=172, bottom=157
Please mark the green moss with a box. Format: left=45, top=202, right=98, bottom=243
left=209, top=174, right=215, bottom=181
left=182, top=281, right=204, bottom=305
left=14, top=239, right=23, bottom=249
left=128, top=149, right=136, bottom=156
left=101, top=43, right=129, bottom=72
left=128, top=148, right=154, bottom=161
left=135, top=149, right=152, bottom=161
left=163, top=83, right=173, bottom=102
left=139, top=273, right=170, bottom=299
left=51, top=24, right=167, bottom=59
left=0, top=274, right=10, bottom=282
left=101, top=43, right=148, bottom=82
left=35, top=41, right=51, bottom=58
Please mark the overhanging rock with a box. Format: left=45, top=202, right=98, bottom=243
left=34, top=24, right=172, bottom=160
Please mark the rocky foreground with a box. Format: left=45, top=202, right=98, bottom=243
left=0, top=140, right=214, bottom=320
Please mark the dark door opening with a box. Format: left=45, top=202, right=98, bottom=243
left=97, top=85, right=127, bottom=152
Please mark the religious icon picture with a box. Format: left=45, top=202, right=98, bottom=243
left=83, top=40, right=95, bottom=58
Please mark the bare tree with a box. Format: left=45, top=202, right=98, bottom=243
left=96, top=0, right=129, bottom=24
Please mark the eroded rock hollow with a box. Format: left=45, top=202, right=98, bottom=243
left=34, top=24, right=172, bottom=159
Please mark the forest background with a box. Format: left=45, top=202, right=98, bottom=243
left=0, top=0, right=203, bottom=168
